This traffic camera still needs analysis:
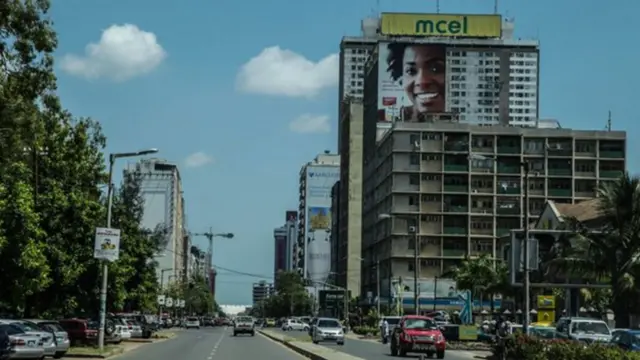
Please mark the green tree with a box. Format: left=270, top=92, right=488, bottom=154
left=183, top=274, right=214, bottom=315
left=451, top=254, right=510, bottom=314
left=549, top=174, right=640, bottom=327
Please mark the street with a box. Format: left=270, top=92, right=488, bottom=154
left=106, top=327, right=306, bottom=360
left=270, top=328, right=482, bottom=360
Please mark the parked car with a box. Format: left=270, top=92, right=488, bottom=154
left=282, top=318, right=309, bottom=332
left=312, top=318, right=344, bottom=345
left=109, top=317, right=132, bottom=340
left=185, top=317, right=200, bottom=330
left=0, top=324, right=13, bottom=360
left=0, top=319, right=57, bottom=358
left=610, top=328, right=640, bottom=351
left=120, top=314, right=156, bottom=338
left=59, top=318, right=98, bottom=346
left=0, top=323, right=44, bottom=360
left=390, top=315, right=446, bottom=358
left=24, top=319, right=70, bottom=359
left=126, top=321, right=143, bottom=338
left=555, top=317, right=612, bottom=344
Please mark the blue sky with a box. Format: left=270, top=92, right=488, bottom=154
left=51, top=0, right=638, bottom=304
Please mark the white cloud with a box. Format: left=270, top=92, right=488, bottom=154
left=184, top=152, right=214, bottom=168
left=236, top=46, right=338, bottom=98
left=289, top=114, right=331, bottom=134
left=60, top=24, right=166, bottom=82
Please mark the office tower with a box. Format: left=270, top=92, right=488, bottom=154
left=273, top=226, right=287, bottom=280
left=252, top=281, right=274, bottom=306
left=284, top=211, right=298, bottom=271
left=333, top=100, right=364, bottom=297
left=126, top=158, right=188, bottom=289
left=360, top=121, right=626, bottom=307
left=295, top=152, right=340, bottom=285
left=329, top=181, right=340, bottom=279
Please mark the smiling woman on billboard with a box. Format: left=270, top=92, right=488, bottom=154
left=385, top=43, right=446, bottom=121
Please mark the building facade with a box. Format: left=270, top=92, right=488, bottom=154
left=329, top=181, right=340, bottom=280
left=284, top=211, right=297, bottom=271
left=360, top=122, right=626, bottom=304
left=273, top=226, right=287, bottom=280
left=252, top=281, right=274, bottom=306
left=127, top=158, right=188, bottom=289
left=295, top=152, right=341, bottom=281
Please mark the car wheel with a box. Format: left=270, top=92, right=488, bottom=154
left=399, top=348, right=407, bottom=357
left=337, top=341, right=344, bottom=346
left=436, top=350, right=445, bottom=359
left=251, top=331, right=255, bottom=336
left=233, top=332, right=237, bottom=336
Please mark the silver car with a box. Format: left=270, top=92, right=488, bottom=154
left=23, top=320, right=69, bottom=359
left=0, top=323, right=45, bottom=360
left=1, top=320, right=57, bottom=358
left=312, top=318, right=345, bottom=345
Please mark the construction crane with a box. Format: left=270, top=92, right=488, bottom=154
left=191, top=228, right=234, bottom=275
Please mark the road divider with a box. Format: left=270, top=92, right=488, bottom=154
left=258, top=329, right=365, bottom=360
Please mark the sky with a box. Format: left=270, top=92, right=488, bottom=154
left=50, top=0, right=639, bottom=305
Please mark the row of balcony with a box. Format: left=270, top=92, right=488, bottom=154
left=438, top=164, right=623, bottom=177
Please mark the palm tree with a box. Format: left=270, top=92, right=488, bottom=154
left=451, top=254, right=510, bottom=314
left=548, top=173, right=640, bottom=328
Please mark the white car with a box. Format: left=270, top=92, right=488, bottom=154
left=282, top=318, right=309, bottom=331
left=185, top=317, right=200, bottom=329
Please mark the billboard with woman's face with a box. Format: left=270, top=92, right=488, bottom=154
left=377, top=42, right=447, bottom=122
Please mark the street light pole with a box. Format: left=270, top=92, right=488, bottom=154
left=98, top=148, right=158, bottom=351
left=412, top=224, right=419, bottom=315
left=376, top=258, right=381, bottom=315
left=522, top=161, right=531, bottom=335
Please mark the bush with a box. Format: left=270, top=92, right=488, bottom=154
left=352, top=326, right=379, bottom=336
left=492, top=334, right=640, bottom=360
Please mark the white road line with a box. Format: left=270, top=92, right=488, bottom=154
left=207, top=328, right=225, bottom=359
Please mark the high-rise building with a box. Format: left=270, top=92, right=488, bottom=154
left=295, top=152, right=340, bottom=285
left=329, top=181, right=340, bottom=279
left=333, top=100, right=364, bottom=297
left=284, top=211, right=298, bottom=271
left=252, top=281, right=274, bottom=306
left=209, top=268, right=217, bottom=299
left=273, top=226, right=287, bottom=280
left=360, top=121, right=626, bottom=306
left=126, top=158, right=188, bottom=289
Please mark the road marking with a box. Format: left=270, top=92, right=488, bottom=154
left=206, top=329, right=225, bottom=359
left=258, top=332, right=308, bottom=359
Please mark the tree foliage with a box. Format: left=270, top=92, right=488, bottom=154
left=0, top=0, right=178, bottom=318
left=249, top=271, right=312, bottom=318
left=451, top=254, right=511, bottom=313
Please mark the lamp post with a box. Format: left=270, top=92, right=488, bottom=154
left=521, top=161, right=531, bottom=335
left=98, top=148, right=158, bottom=351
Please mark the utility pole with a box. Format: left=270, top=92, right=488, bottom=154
left=522, top=161, right=531, bottom=335
left=412, top=223, right=420, bottom=315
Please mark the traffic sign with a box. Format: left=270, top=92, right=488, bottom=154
left=458, top=290, right=473, bottom=324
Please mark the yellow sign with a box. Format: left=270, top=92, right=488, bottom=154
left=537, top=310, right=555, bottom=324
left=380, top=13, right=502, bottom=38
left=458, top=325, right=478, bottom=341
left=537, top=295, right=556, bottom=309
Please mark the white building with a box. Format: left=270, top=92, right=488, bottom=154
left=126, top=158, right=188, bottom=289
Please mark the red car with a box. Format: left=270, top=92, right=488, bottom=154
left=390, top=315, right=446, bottom=358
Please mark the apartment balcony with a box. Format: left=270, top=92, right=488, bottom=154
left=600, top=170, right=623, bottom=178
left=496, top=206, right=520, bottom=215
left=443, top=226, right=467, bottom=235
left=442, top=248, right=466, bottom=257
left=548, top=168, right=572, bottom=176
left=548, top=188, right=572, bottom=197
left=599, top=150, right=624, bottom=159
left=444, top=205, right=468, bottom=213
left=420, top=222, right=441, bottom=234
left=443, top=184, right=468, bottom=193
left=470, top=207, right=493, bottom=215
left=497, top=166, right=520, bottom=174
left=444, top=164, right=468, bottom=172
left=497, top=146, right=521, bottom=155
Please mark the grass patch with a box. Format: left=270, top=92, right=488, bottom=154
left=67, top=346, right=119, bottom=355
left=152, top=332, right=175, bottom=339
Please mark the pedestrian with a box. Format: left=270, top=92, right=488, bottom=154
left=382, top=318, right=390, bottom=344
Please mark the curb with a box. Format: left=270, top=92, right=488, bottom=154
left=123, top=338, right=153, bottom=343
left=65, top=347, right=124, bottom=359
left=259, top=330, right=345, bottom=360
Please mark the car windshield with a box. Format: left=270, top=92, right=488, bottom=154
left=13, top=322, right=40, bottom=332
left=571, top=321, right=610, bottom=335
left=187, top=317, right=198, bottom=321
left=237, top=317, right=252, bottom=323
left=385, top=318, right=400, bottom=325
left=38, top=322, right=65, bottom=332
left=632, top=334, right=640, bottom=345
left=318, top=320, right=341, bottom=328
left=0, top=324, right=23, bottom=335
left=404, top=318, right=437, bottom=330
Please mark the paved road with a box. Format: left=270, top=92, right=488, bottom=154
left=108, top=327, right=306, bottom=360
left=268, top=328, right=480, bottom=360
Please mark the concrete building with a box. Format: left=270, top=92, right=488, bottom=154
left=126, top=158, right=188, bottom=289
left=332, top=100, right=364, bottom=297
left=360, top=121, right=626, bottom=302
left=273, top=226, right=287, bottom=280
left=252, top=281, right=274, bottom=306
left=189, top=245, right=207, bottom=279
left=284, top=211, right=297, bottom=271
left=294, top=152, right=341, bottom=279
left=329, top=181, right=340, bottom=279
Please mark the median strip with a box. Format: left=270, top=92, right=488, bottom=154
left=258, top=329, right=365, bottom=360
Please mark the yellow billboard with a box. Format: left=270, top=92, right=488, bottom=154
left=381, top=13, right=502, bottom=38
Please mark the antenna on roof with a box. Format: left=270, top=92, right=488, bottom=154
left=606, top=111, right=612, bottom=131
left=494, top=0, right=499, bottom=14
left=436, top=0, right=440, bottom=13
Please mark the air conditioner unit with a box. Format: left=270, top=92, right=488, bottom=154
left=408, top=226, right=417, bottom=233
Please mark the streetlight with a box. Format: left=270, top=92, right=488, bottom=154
left=98, top=148, right=158, bottom=350
left=379, top=213, right=420, bottom=315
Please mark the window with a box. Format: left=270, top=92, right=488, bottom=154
left=409, top=153, right=419, bottom=165
left=409, top=174, right=420, bottom=185
left=409, top=134, right=420, bottom=146
left=317, top=320, right=341, bottom=328
left=0, top=324, right=22, bottom=335
left=404, top=318, right=436, bottom=330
